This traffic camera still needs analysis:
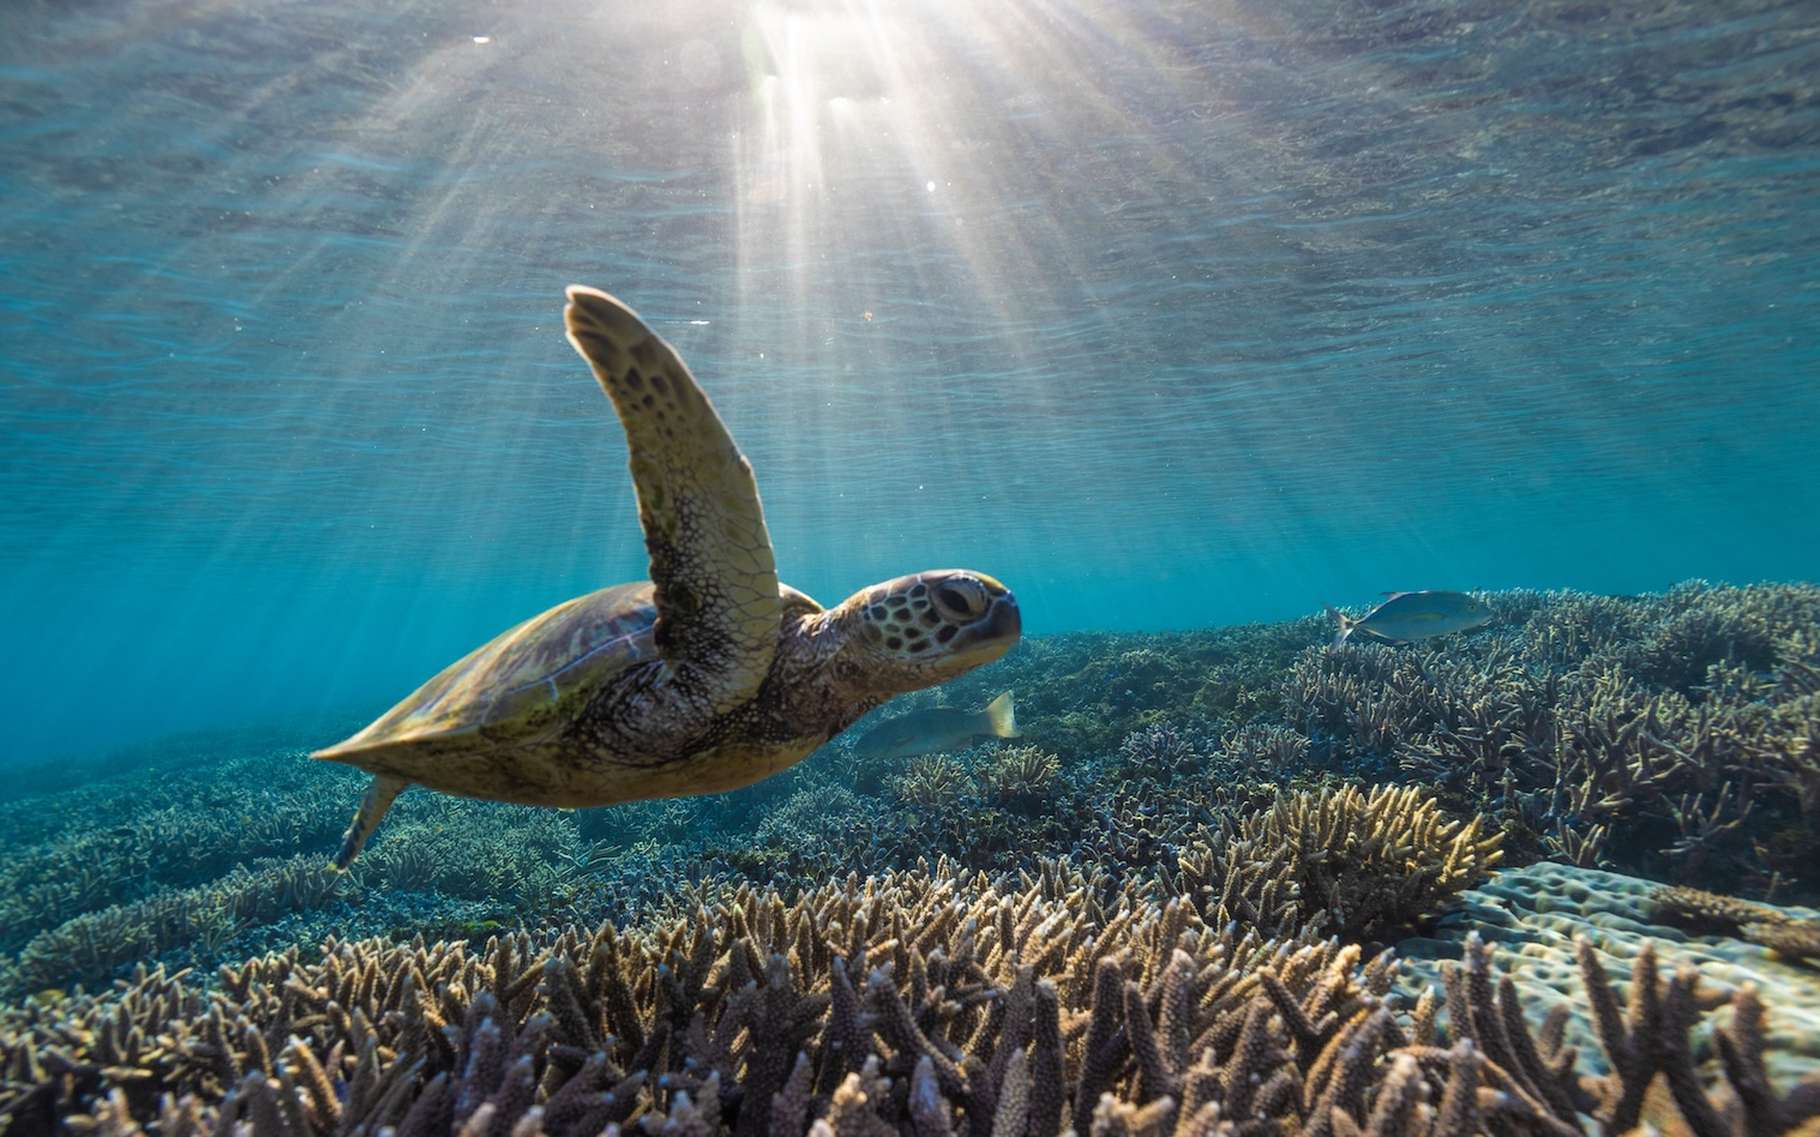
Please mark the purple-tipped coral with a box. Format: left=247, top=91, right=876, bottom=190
left=5, top=862, right=1817, bottom=1137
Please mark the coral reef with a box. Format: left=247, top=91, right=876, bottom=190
left=0, top=773, right=629, bottom=994
left=0, top=754, right=352, bottom=955
left=892, top=758, right=974, bottom=813
left=1165, top=785, right=1504, bottom=942
left=1285, top=582, right=1820, bottom=897
left=5, top=578, right=1820, bottom=1127
left=11, top=582, right=1819, bottom=994
left=1397, top=861, right=1820, bottom=1085
left=7, top=856, right=344, bottom=996
left=6, top=861, right=1818, bottom=1137
left=976, top=747, right=1063, bottom=815
left=1115, top=725, right=1206, bottom=783
left=927, top=613, right=1327, bottom=763
left=1652, top=885, right=1820, bottom=961
left=1216, top=723, right=1314, bottom=782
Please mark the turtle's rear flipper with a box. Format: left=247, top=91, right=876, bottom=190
left=331, top=774, right=408, bottom=871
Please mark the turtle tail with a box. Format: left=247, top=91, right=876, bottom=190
left=331, top=775, right=408, bottom=871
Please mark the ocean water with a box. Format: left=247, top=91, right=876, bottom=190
left=9, top=5, right=1820, bottom=1132
left=2, top=0, right=1817, bottom=765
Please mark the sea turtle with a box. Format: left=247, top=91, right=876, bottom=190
left=313, top=286, right=1020, bottom=868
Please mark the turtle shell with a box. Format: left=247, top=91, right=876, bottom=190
left=315, top=581, right=660, bottom=759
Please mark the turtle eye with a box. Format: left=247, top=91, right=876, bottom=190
left=935, top=583, right=982, bottom=619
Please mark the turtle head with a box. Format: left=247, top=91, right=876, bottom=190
left=835, top=570, right=1020, bottom=695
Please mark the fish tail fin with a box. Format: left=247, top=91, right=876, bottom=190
left=330, top=775, right=407, bottom=872
left=984, top=690, right=1020, bottom=738
left=1325, top=605, right=1353, bottom=649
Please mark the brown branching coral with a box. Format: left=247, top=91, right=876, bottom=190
left=1651, top=885, right=1820, bottom=962
left=1218, top=724, right=1312, bottom=779
left=7, top=581, right=1820, bottom=1137
left=1414, top=931, right=1820, bottom=1137
left=1167, top=785, right=1503, bottom=943
left=3, top=862, right=1392, bottom=1137
left=1569, top=934, right=1820, bottom=1135
left=1634, top=581, right=1820, bottom=693
left=0, top=756, right=353, bottom=955
left=6, top=856, right=344, bottom=995
left=6, top=863, right=1816, bottom=1137
left=976, top=747, right=1062, bottom=814
left=1116, top=725, right=1204, bottom=781
left=1755, top=693, right=1820, bottom=817
left=1741, top=919, right=1820, bottom=963
left=889, top=757, right=971, bottom=812
left=0, top=793, right=608, bottom=996
left=1282, top=582, right=1820, bottom=899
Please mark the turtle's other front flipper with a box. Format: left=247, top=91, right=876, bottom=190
left=563, top=286, right=781, bottom=714
left=330, top=774, right=408, bottom=871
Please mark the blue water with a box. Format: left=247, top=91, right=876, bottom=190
left=3, top=0, right=1817, bottom=764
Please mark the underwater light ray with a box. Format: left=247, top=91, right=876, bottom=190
left=10, top=0, right=571, bottom=609
left=811, top=0, right=1362, bottom=567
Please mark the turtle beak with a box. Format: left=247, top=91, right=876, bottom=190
left=953, top=588, right=1019, bottom=666
left=986, top=591, right=1020, bottom=642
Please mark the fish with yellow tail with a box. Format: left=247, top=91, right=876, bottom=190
left=854, top=691, right=1020, bottom=761
left=1326, top=590, right=1494, bottom=649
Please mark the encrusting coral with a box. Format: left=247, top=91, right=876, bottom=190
left=5, top=860, right=1817, bottom=1137
left=1397, top=861, right=1820, bottom=1087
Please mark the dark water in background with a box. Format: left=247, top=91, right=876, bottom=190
left=2, top=0, right=1817, bottom=764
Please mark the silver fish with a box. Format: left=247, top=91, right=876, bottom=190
left=1326, top=591, right=1494, bottom=648
left=854, top=691, right=1020, bottom=761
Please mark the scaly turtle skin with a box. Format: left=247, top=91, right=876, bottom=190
left=314, top=286, right=1020, bottom=868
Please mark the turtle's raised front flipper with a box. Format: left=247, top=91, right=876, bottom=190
left=564, top=286, right=781, bottom=713
left=330, top=774, right=408, bottom=871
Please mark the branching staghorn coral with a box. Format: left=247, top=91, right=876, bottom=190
left=4, top=856, right=345, bottom=995
left=1416, top=931, right=1820, bottom=1137
left=1165, top=785, right=1503, bottom=943
left=1285, top=582, right=1820, bottom=899
left=1, top=794, right=604, bottom=996
left=1651, top=885, right=1820, bottom=962
left=1115, top=725, right=1205, bottom=782
left=890, top=757, right=972, bottom=812
left=937, top=614, right=1325, bottom=761
left=1754, top=692, right=1820, bottom=817
left=7, top=580, right=1819, bottom=1029
left=6, top=862, right=1817, bottom=1137
left=976, top=747, right=1062, bottom=815
left=1217, top=724, right=1314, bottom=780
left=358, top=799, right=594, bottom=906
left=0, top=757, right=353, bottom=954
